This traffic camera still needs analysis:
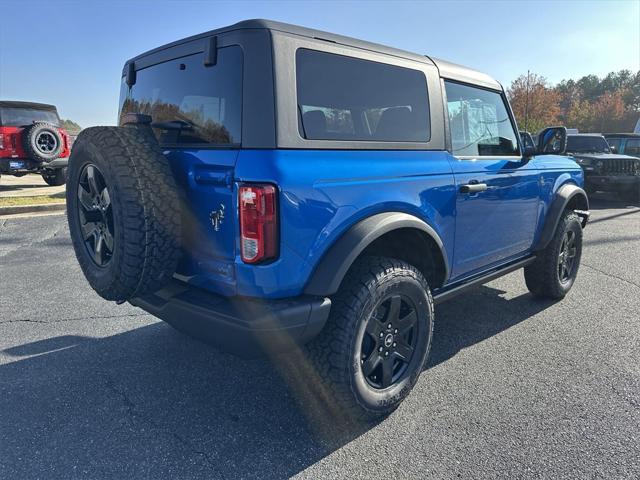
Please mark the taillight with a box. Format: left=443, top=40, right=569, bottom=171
left=0, top=133, right=4, bottom=150
left=239, top=184, right=278, bottom=264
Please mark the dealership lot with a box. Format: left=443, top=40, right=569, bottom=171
left=0, top=195, right=638, bottom=479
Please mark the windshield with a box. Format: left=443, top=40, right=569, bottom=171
left=566, top=136, right=610, bottom=153
left=0, top=107, right=60, bottom=127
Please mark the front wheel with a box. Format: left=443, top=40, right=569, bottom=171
left=306, top=256, right=434, bottom=419
left=524, top=210, right=583, bottom=299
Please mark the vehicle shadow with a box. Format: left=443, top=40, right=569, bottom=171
left=0, top=182, right=52, bottom=192
left=429, top=285, right=556, bottom=368
left=0, top=284, right=553, bottom=479
left=588, top=191, right=639, bottom=210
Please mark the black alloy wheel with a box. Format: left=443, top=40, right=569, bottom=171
left=524, top=210, right=583, bottom=299
left=305, top=256, right=433, bottom=418
left=36, top=130, right=59, bottom=154
left=557, top=229, right=577, bottom=284
left=77, top=164, right=114, bottom=267
left=360, top=294, right=419, bottom=389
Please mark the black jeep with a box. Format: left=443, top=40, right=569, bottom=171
left=567, top=133, right=640, bottom=202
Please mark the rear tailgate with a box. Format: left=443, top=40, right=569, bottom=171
left=165, top=149, right=239, bottom=295
left=117, top=43, right=245, bottom=295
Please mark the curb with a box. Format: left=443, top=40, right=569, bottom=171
left=0, top=202, right=66, bottom=216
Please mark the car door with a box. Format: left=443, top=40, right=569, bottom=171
left=443, top=80, right=540, bottom=280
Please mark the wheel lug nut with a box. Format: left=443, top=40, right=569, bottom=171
left=388, top=324, right=392, bottom=329
left=385, top=351, right=389, bottom=356
left=394, top=329, right=398, bottom=334
left=380, top=332, right=384, bottom=337
left=393, top=342, right=396, bottom=347
left=378, top=347, right=383, bottom=352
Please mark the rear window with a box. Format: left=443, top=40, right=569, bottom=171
left=119, top=46, right=243, bottom=146
left=296, top=49, right=430, bottom=142
left=0, top=107, right=60, bottom=127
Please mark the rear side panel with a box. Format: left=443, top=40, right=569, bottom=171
left=233, top=149, right=456, bottom=298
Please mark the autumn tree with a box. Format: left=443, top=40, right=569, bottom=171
left=565, top=99, right=594, bottom=132
left=507, top=74, right=560, bottom=133
left=509, top=70, right=639, bottom=133
left=592, top=91, right=626, bottom=132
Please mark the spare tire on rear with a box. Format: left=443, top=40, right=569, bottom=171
left=66, top=126, right=182, bottom=302
left=22, top=122, right=63, bottom=162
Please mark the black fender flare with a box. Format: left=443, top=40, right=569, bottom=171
left=304, top=212, right=449, bottom=296
left=534, top=183, right=589, bottom=251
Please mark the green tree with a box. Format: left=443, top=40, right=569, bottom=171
left=61, top=119, right=82, bottom=134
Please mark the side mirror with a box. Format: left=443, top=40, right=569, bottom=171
left=537, top=126, right=567, bottom=155
left=523, top=145, right=536, bottom=159
left=610, top=145, right=617, bottom=154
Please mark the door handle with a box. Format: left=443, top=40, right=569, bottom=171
left=459, top=183, right=488, bottom=194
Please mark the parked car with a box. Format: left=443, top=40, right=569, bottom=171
left=566, top=133, right=640, bottom=202
left=519, top=131, right=536, bottom=150
left=0, top=101, right=71, bottom=185
left=603, top=133, right=640, bottom=157
left=66, top=20, right=589, bottom=418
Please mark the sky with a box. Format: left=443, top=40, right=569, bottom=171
left=1, top=0, right=638, bottom=127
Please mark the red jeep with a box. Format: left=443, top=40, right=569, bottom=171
left=0, top=101, right=71, bottom=185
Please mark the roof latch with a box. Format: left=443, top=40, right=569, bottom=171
left=126, top=62, right=136, bottom=87
left=204, top=36, right=217, bottom=67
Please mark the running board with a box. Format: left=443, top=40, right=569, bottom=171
left=432, top=256, right=537, bottom=305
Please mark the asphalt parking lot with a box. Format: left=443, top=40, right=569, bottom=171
left=1, top=194, right=639, bottom=479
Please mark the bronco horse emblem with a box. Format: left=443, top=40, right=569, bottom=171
left=209, top=204, right=225, bottom=231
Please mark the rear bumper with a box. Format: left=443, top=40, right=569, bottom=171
left=130, top=280, right=331, bottom=357
left=0, top=156, right=68, bottom=173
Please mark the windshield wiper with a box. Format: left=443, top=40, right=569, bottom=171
left=150, top=120, right=194, bottom=130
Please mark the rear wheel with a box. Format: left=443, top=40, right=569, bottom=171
left=306, top=256, right=434, bottom=419
left=524, top=210, right=583, bottom=299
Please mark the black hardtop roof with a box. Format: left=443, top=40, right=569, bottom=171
left=126, top=19, right=502, bottom=90
left=603, top=133, right=640, bottom=138
left=0, top=101, right=58, bottom=111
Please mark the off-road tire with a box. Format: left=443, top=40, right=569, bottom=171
left=524, top=210, right=583, bottom=299
left=66, top=126, right=181, bottom=302
left=306, top=256, right=434, bottom=420
left=22, top=122, right=63, bottom=162
left=42, top=167, right=67, bottom=186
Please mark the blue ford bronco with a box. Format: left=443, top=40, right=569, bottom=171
left=67, top=20, right=589, bottom=418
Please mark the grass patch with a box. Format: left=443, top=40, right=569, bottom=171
left=0, top=192, right=66, bottom=207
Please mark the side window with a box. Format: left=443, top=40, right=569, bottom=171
left=606, top=138, right=622, bottom=152
left=296, top=49, right=430, bottom=142
left=119, top=46, right=243, bottom=146
left=444, top=81, right=519, bottom=156
left=624, top=139, right=640, bottom=156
